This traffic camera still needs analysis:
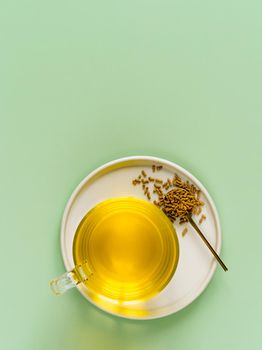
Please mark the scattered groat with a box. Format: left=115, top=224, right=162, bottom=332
left=155, top=179, right=163, bottom=184
left=182, top=227, right=188, bottom=237
left=199, top=214, right=207, bottom=224
left=141, top=170, right=147, bottom=178
left=154, top=184, right=161, bottom=189
left=141, top=179, right=149, bottom=184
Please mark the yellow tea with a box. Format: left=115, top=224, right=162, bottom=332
left=73, top=197, right=179, bottom=304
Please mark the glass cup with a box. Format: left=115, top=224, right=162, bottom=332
left=49, top=197, right=179, bottom=313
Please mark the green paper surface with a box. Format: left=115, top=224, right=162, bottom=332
left=1, top=1, right=261, bottom=349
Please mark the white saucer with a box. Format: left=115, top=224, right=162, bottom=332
left=60, top=156, right=222, bottom=320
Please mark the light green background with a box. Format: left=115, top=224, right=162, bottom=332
left=1, top=0, right=261, bottom=349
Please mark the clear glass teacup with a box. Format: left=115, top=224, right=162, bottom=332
left=50, top=197, right=179, bottom=316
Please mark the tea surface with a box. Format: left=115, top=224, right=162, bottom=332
left=73, top=197, right=179, bottom=304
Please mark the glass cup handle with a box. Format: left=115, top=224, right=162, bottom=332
left=49, top=271, right=78, bottom=295
left=49, top=263, right=92, bottom=295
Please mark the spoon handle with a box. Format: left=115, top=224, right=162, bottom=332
left=187, top=213, right=228, bottom=272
